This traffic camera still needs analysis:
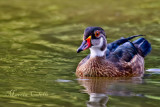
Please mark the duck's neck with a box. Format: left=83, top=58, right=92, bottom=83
left=89, top=47, right=107, bottom=58
left=89, top=37, right=107, bottom=58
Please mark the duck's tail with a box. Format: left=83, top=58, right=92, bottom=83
left=133, top=38, right=152, bottom=57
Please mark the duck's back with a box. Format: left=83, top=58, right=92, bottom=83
left=106, top=37, right=152, bottom=62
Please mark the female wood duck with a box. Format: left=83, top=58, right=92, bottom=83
left=76, top=27, right=152, bottom=77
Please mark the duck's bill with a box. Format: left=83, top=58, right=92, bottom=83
left=77, top=36, right=91, bottom=53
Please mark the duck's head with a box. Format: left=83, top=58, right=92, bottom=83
left=77, top=27, right=107, bottom=57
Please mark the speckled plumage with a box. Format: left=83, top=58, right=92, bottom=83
left=76, top=54, right=144, bottom=77
left=76, top=27, right=151, bottom=77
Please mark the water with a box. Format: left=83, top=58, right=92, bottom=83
left=0, top=0, right=160, bottom=107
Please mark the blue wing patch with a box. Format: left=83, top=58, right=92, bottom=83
left=107, top=42, right=138, bottom=62
left=133, top=38, right=152, bottom=57
left=106, top=35, right=151, bottom=62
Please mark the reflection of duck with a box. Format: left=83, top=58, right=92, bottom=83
left=78, top=77, right=143, bottom=107
left=76, top=27, right=151, bottom=77
left=87, top=93, right=108, bottom=107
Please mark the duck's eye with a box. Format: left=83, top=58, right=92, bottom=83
left=95, top=31, right=100, bottom=37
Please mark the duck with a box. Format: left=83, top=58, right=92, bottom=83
left=76, top=27, right=152, bottom=77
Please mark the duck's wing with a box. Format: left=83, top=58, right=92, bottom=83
left=107, top=42, right=138, bottom=62
left=107, top=35, right=144, bottom=54
left=133, top=38, right=152, bottom=57
left=106, top=36, right=151, bottom=62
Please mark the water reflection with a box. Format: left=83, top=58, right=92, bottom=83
left=78, top=77, right=143, bottom=107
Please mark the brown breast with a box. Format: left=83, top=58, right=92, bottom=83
left=76, top=55, right=144, bottom=77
